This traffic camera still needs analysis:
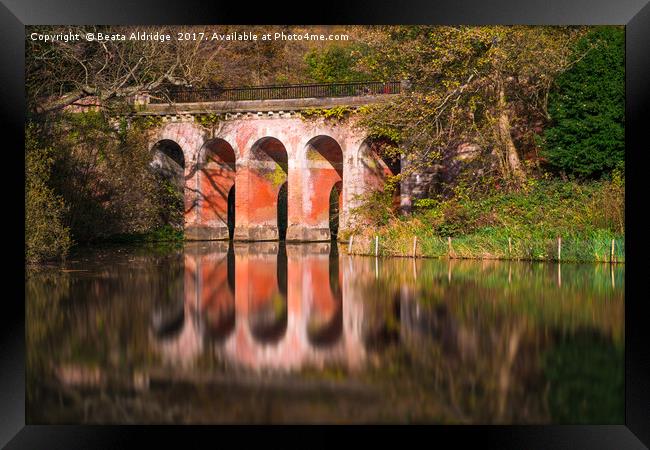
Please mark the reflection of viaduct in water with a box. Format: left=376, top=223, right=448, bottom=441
left=156, top=242, right=366, bottom=371
left=146, top=84, right=402, bottom=242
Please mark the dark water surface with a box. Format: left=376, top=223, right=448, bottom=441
left=26, top=241, right=624, bottom=424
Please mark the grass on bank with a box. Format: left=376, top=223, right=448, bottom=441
left=343, top=177, right=624, bottom=263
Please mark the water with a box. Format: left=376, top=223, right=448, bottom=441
left=26, top=241, right=624, bottom=424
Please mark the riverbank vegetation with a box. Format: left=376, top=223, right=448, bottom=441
left=345, top=174, right=624, bottom=262
left=25, top=25, right=624, bottom=263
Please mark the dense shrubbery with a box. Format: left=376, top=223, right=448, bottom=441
left=25, top=124, right=72, bottom=263
left=26, top=112, right=184, bottom=263
left=347, top=175, right=624, bottom=262
left=305, top=44, right=372, bottom=83
left=541, top=26, right=624, bottom=178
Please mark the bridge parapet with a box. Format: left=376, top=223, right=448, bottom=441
left=149, top=80, right=402, bottom=104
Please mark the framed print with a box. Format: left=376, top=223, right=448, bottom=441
left=2, top=0, right=649, bottom=447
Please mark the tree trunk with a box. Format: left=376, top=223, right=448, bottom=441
left=497, top=85, right=525, bottom=183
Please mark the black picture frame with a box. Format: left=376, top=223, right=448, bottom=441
left=2, top=1, right=648, bottom=447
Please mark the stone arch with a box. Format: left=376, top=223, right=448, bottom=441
left=149, top=122, right=204, bottom=167
left=298, top=135, right=344, bottom=241
left=150, top=139, right=186, bottom=230
left=187, top=138, right=238, bottom=240
left=237, top=137, right=289, bottom=241
left=358, top=137, right=401, bottom=209
left=152, top=139, right=185, bottom=170
left=151, top=139, right=185, bottom=185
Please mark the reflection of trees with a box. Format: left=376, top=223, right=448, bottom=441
left=542, top=330, right=624, bottom=423
left=26, top=245, right=184, bottom=422
left=354, top=257, right=624, bottom=423
left=360, top=281, right=401, bottom=350
left=26, top=268, right=70, bottom=413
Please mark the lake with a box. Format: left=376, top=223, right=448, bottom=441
left=26, top=241, right=624, bottom=424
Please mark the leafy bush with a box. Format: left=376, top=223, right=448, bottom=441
left=305, top=44, right=372, bottom=83
left=541, top=26, right=624, bottom=178
left=26, top=123, right=72, bottom=262
left=349, top=178, right=624, bottom=262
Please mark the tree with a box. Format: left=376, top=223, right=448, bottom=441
left=305, top=43, right=372, bottom=83
left=541, top=26, right=624, bottom=179
left=356, top=26, right=589, bottom=190
left=25, top=123, right=72, bottom=262
left=26, top=25, right=224, bottom=114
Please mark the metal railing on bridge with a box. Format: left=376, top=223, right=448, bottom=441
left=148, top=81, right=402, bottom=104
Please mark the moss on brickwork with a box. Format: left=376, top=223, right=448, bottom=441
left=194, top=113, right=222, bottom=127
left=300, top=105, right=354, bottom=121
left=131, top=115, right=164, bottom=130
left=264, top=163, right=287, bottom=187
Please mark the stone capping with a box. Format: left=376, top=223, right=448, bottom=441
left=134, top=94, right=395, bottom=118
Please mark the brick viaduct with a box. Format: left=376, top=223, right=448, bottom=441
left=140, top=81, right=405, bottom=242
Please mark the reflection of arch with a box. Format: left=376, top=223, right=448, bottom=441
left=277, top=242, right=287, bottom=297
left=151, top=301, right=185, bottom=340
left=227, top=186, right=236, bottom=239
left=199, top=244, right=237, bottom=342
left=249, top=294, right=288, bottom=344
left=307, top=245, right=343, bottom=347
left=248, top=243, right=288, bottom=344
left=227, top=241, right=235, bottom=294
left=186, top=249, right=236, bottom=343
left=203, top=300, right=236, bottom=342
left=196, top=138, right=237, bottom=238
left=362, top=290, right=401, bottom=350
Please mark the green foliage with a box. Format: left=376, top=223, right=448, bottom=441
left=356, top=26, right=589, bottom=186
left=301, top=105, right=354, bottom=121
left=264, top=163, right=288, bottom=187
left=349, top=179, right=624, bottom=262
left=194, top=113, right=222, bottom=127
left=541, top=26, right=624, bottom=178
left=27, top=111, right=186, bottom=260
left=25, top=123, right=72, bottom=263
left=131, top=114, right=164, bottom=131
left=305, top=44, right=373, bottom=83
left=350, top=179, right=400, bottom=227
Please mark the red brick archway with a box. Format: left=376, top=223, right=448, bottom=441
left=299, top=135, right=343, bottom=241
left=235, top=137, right=288, bottom=241
left=184, top=138, right=237, bottom=240
left=358, top=138, right=401, bottom=210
